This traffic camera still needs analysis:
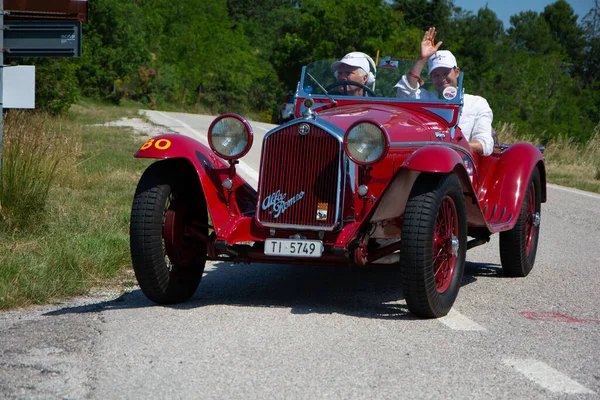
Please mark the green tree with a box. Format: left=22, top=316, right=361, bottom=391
left=273, top=0, right=384, bottom=90
left=450, top=7, right=504, bottom=96
left=579, top=1, right=600, bottom=130
left=34, top=60, right=80, bottom=115
left=391, top=0, right=458, bottom=34
left=225, top=0, right=303, bottom=110
left=507, top=11, right=561, bottom=55
left=76, top=0, right=152, bottom=102
left=272, top=0, right=419, bottom=91
left=580, top=0, right=600, bottom=86
left=149, top=0, right=280, bottom=114
left=542, top=0, right=585, bottom=65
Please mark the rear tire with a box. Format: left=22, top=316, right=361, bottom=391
left=500, top=168, right=541, bottom=277
left=399, top=174, right=467, bottom=318
left=130, top=160, right=207, bottom=304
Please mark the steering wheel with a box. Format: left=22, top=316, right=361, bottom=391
left=325, top=80, right=376, bottom=97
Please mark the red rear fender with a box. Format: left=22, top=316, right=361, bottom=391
left=135, top=134, right=257, bottom=233
left=478, top=143, right=546, bottom=231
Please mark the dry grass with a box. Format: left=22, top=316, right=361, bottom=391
left=0, top=111, right=82, bottom=230
left=0, top=102, right=150, bottom=310
left=496, top=122, right=600, bottom=193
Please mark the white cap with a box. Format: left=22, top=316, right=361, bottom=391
left=428, top=50, right=457, bottom=75
left=331, top=52, right=371, bottom=74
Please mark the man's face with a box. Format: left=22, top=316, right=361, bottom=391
left=336, top=65, right=367, bottom=96
left=431, top=67, right=460, bottom=93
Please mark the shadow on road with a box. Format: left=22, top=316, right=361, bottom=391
left=45, top=260, right=498, bottom=319
left=465, top=261, right=503, bottom=278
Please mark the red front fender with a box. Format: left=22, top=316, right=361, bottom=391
left=134, top=134, right=257, bottom=235
left=402, top=145, right=465, bottom=173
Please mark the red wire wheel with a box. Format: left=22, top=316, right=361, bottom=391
left=399, top=174, right=467, bottom=318
left=500, top=168, right=542, bottom=277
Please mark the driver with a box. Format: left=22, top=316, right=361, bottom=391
left=394, top=27, right=494, bottom=156
left=331, top=52, right=376, bottom=97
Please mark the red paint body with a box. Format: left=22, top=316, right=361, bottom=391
left=131, top=58, right=547, bottom=317
left=135, top=94, right=546, bottom=266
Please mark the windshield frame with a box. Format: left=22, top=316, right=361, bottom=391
left=296, top=58, right=465, bottom=128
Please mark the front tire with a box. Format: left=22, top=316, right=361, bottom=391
left=130, top=160, right=207, bottom=304
left=500, top=168, right=541, bottom=277
left=399, top=174, right=467, bottom=318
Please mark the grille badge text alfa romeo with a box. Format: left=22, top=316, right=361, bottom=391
left=262, top=190, right=305, bottom=218
left=298, top=123, right=310, bottom=136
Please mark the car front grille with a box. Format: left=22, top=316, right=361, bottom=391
left=256, top=123, right=342, bottom=230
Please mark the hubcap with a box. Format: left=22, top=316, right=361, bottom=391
left=525, top=183, right=538, bottom=255
left=532, top=212, right=541, bottom=227
left=450, top=234, right=459, bottom=257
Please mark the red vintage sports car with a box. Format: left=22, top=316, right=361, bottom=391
left=130, top=58, right=546, bottom=318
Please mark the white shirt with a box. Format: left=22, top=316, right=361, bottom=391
left=394, top=75, right=494, bottom=156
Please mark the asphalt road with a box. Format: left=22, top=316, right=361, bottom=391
left=0, top=111, right=598, bottom=399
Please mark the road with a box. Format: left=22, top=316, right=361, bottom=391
left=0, top=111, right=598, bottom=399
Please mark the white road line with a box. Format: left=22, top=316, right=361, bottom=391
left=154, top=111, right=259, bottom=186
left=154, top=111, right=209, bottom=144
left=503, top=359, right=596, bottom=394
left=438, top=308, right=486, bottom=331
left=548, top=183, right=600, bottom=200
left=253, top=124, right=271, bottom=132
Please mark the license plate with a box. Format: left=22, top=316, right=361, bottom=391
left=265, top=238, right=323, bottom=258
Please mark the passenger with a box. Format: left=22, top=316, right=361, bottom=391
left=331, top=52, right=376, bottom=97
left=395, top=27, right=494, bottom=156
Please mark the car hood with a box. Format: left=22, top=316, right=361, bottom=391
left=314, top=103, right=447, bottom=142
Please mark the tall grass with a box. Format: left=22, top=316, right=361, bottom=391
left=496, top=122, right=600, bottom=193
left=0, top=111, right=81, bottom=231
left=0, top=102, right=148, bottom=310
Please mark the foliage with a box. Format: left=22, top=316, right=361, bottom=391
left=392, top=0, right=459, bottom=34
left=11, top=0, right=600, bottom=133
left=76, top=0, right=153, bottom=103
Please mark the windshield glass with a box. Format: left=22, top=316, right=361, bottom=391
left=299, top=58, right=463, bottom=105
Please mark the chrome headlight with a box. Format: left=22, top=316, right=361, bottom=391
left=208, top=114, right=253, bottom=159
left=344, top=121, right=389, bottom=165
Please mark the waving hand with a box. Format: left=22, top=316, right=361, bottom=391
left=420, top=27, right=443, bottom=60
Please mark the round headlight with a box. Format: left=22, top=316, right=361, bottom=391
left=208, top=114, right=253, bottom=159
left=344, top=121, right=389, bottom=165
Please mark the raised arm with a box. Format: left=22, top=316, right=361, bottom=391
left=407, top=27, right=443, bottom=88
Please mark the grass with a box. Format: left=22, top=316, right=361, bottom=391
left=0, top=101, right=598, bottom=311
left=496, top=122, right=600, bottom=194
left=0, top=101, right=151, bottom=310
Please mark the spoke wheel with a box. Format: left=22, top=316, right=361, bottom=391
left=130, top=160, right=207, bottom=304
left=500, top=168, right=541, bottom=277
left=399, top=174, right=467, bottom=318
left=433, top=197, right=459, bottom=293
